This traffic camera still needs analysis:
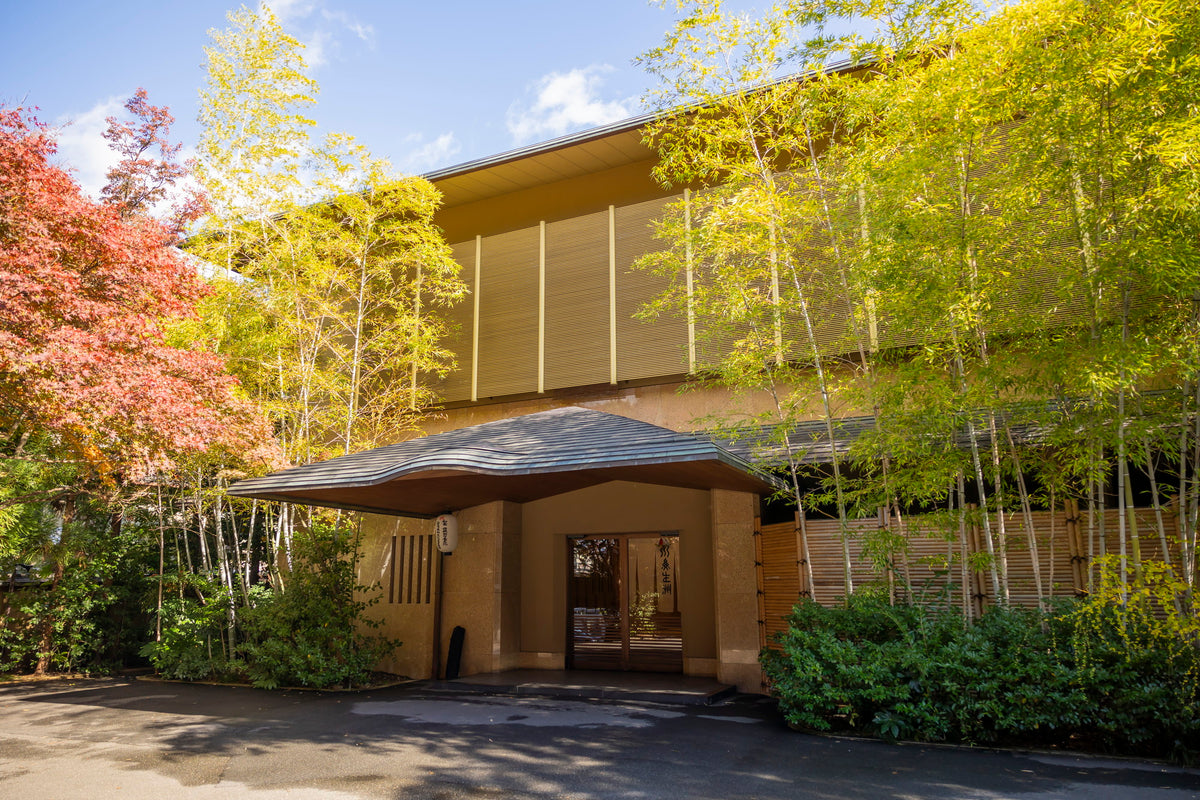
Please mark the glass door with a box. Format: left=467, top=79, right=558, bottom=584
left=568, top=533, right=681, bottom=672
left=626, top=534, right=682, bottom=671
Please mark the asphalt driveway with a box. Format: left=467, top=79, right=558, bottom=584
left=0, top=677, right=1196, bottom=799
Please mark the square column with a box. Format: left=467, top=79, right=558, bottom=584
left=711, top=489, right=762, bottom=693
left=440, top=500, right=523, bottom=676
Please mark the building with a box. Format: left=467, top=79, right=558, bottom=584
left=227, top=109, right=1179, bottom=692
left=229, top=114, right=794, bottom=693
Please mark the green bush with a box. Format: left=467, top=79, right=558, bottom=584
left=142, top=524, right=400, bottom=690
left=762, top=572, right=1200, bottom=762
left=1, top=522, right=154, bottom=675
left=139, top=589, right=234, bottom=681
left=1064, top=558, right=1200, bottom=759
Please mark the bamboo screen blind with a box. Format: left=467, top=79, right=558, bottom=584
left=545, top=209, right=611, bottom=390
left=476, top=227, right=541, bottom=398
left=430, top=240, right=477, bottom=402
left=615, top=197, right=689, bottom=382
left=437, top=193, right=689, bottom=403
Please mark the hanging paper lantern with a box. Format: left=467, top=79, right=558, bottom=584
left=434, top=514, right=458, bottom=554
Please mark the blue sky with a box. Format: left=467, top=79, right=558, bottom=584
left=2, top=0, right=770, bottom=198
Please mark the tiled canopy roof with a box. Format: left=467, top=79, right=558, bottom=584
left=707, top=407, right=1056, bottom=466
left=228, top=407, right=785, bottom=518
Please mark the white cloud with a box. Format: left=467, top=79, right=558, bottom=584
left=262, top=1, right=374, bottom=70
left=304, top=28, right=333, bottom=69
left=506, top=66, right=633, bottom=145
left=400, top=132, right=461, bottom=174
left=322, top=9, right=374, bottom=44
left=51, top=96, right=125, bottom=200
left=264, top=0, right=315, bottom=24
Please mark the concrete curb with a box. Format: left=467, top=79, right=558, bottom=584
left=134, top=673, right=419, bottom=693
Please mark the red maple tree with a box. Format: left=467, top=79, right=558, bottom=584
left=0, top=106, right=268, bottom=478
left=101, top=88, right=208, bottom=239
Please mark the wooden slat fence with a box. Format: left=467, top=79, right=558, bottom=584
left=758, top=505, right=1185, bottom=649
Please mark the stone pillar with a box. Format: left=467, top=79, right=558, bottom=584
left=711, top=489, right=762, bottom=693
left=439, top=500, right=523, bottom=677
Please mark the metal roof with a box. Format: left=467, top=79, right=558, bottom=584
left=422, top=61, right=865, bottom=217
left=420, top=60, right=861, bottom=187
left=422, top=112, right=660, bottom=185
left=228, top=407, right=785, bottom=518
left=708, top=406, right=1060, bottom=467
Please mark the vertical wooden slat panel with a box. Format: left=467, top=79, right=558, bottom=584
left=406, top=535, right=416, bottom=605
left=545, top=209, right=611, bottom=390
left=615, top=195, right=689, bottom=381
left=425, top=535, right=434, bottom=604
left=758, top=521, right=805, bottom=645
left=415, top=533, right=425, bottom=602
left=758, top=505, right=1185, bottom=619
left=396, top=533, right=407, bottom=604
left=388, top=535, right=397, bottom=604
left=426, top=240, right=477, bottom=403
left=477, top=226, right=540, bottom=397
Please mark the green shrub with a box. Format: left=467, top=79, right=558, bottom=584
left=762, top=570, right=1200, bottom=762
left=236, top=524, right=398, bottom=689
left=1063, top=557, right=1200, bottom=760
left=1, top=522, right=154, bottom=675
left=139, top=590, right=234, bottom=681
left=140, top=525, right=400, bottom=690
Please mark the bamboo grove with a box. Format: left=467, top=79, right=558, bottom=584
left=146, top=7, right=463, bottom=682
left=637, top=0, right=1200, bottom=616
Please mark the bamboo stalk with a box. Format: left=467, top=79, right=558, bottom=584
left=797, top=510, right=813, bottom=601
left=988, top=414, right=1011, bottom=605
left=156, top=483, right=165, bottom=643
left=893, top=501, right=914, bottom=602
left=1188, top=371, right=1200, bottom=597
left=967, top=503, right=987, bottom=615
left=1121, top=459, right=1144, bottom=586
left=882, top=507, right=896, bottom=605
left=1096, top=450, right=1107, bottom=587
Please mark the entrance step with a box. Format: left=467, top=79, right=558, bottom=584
left=428, top=669, right=735, bottom=706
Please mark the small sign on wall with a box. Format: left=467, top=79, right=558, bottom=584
left=434, top=514, right=458, bottom=554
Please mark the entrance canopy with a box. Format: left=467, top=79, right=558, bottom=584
left=228, top=407, right=784, bottom=518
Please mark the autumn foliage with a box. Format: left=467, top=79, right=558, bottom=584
left=0, top=107, right=266, bottom=476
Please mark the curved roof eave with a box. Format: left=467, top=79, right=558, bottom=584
left=228, top=407, right=785, bottom=517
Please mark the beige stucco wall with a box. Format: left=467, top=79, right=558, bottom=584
left=356, top=500, right=522, bottom=681
left=355, top=513, right=436, bottom=679
left=520, top=480, right=717, bottom=672
left=439, top=500, right=523, bottom=676
left=426, top=381, right=756, bottom=437
left=419, top=359, right=872, bottom=443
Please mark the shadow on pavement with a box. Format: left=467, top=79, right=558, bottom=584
left=4, top=677, right=1197, bottom=800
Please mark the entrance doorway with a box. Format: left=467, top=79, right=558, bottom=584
left=568, top=533, right=682, bottom=672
